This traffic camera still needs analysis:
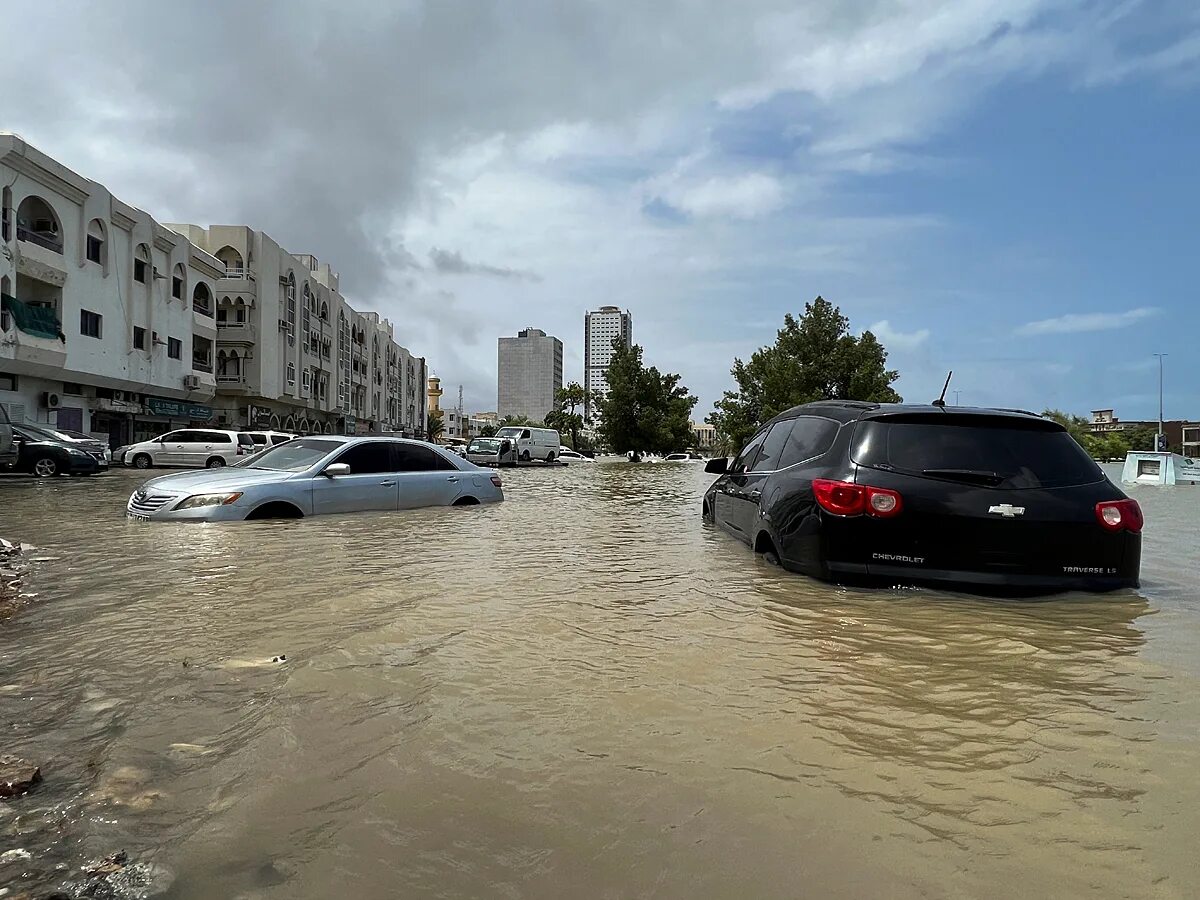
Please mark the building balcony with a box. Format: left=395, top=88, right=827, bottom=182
left=219, top=267, right=254, bottom=282
left=216, top=374, right=250, bottom=394
left=16, top=225, right=63, bottom=254
left=192, top=359, right=214, bottom=374
left=217, top=320, right=257, bottom=345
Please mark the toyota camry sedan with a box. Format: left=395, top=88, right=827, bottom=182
left=703, top=401, right=1142, bottom=594
left=126, top=436, right=503, bottom=521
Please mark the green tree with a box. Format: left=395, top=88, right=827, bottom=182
left=1042, top=409, right=1134, bottom=460
left=426, top=410, right=445, bottom=442
left=499, top=414, right=536, bottom=427
left=1124, top=426, right=1157, bottom=453
left=479, top=424, right=497, bottom=438
left=546, top=382, right=589, bottom=449
left=597, top=340, right=697, bottom=454
left=709, top=296, right=901, bottom=451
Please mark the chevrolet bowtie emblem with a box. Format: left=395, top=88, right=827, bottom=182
left=988, top=504, right=1025, bottom=517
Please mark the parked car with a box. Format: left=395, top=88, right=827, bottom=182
left=52, top=428, right=112, bottom=469
left=123, top=429, right=258, bottom=469
left=0, top=404, right=16, bottom=471
left=557, top=449, right=594, bottom=463
left=702, top=401, right=1142, bottom=594
left=9, top=423, right=104, bottom=477
left=464, top=436, right=510, bottom=465
left=663, top=452, right=704, bottom=462
left=241, top=430, right=296, bottom=449
left=126, top=436, right=503, bottom=521
left=494, top=426, right=560, bottom=462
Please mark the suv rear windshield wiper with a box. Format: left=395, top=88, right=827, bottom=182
left=921, top=468, right=1006, bottom=486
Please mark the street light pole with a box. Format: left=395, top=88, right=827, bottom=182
left=952, top=390, right=961, bottom=406
left=1154, top=353, right=1167, bottom=452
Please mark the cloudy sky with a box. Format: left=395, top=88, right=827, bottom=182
left=7, top=0, right=1198, bottom=420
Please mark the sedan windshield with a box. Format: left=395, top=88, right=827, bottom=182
left=237, top=438, right=342, bottom=472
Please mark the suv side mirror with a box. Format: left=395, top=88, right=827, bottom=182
left=705, top=457, right=729, bottom=475
left=323, top=463, right=351, bottom=478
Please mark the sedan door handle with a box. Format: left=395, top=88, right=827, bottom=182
left=379, top=481, right=396, bottom=487
left=446, top=476, right=459, bottom=482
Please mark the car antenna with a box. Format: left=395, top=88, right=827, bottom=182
left=932, top=370, right=953, bottom=408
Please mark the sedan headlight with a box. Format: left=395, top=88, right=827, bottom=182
left=67, top=447, right=92, bottom=458
left=175, top=492, right=243, bottom=510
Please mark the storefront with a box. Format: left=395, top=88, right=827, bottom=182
left=133, top=398, right=214, bottom=444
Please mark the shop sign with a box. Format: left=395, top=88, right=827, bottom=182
left=147, top=398, right=213, bottom=420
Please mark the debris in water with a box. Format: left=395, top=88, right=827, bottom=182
left=0, top=755, right=42, bottom=799
left=218, top=655, right=288, bottom=670
left=88, top=767, right=163, bottom=810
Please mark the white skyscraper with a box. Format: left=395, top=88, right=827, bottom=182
left=583, top=306, right=632, bottom=421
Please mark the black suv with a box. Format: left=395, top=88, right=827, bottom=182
left=703, top=402, right=1142, bottom=593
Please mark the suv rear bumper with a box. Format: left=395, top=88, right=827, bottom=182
left=827, top=560, right=1138, bottom=594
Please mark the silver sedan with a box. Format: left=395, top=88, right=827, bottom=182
left=125, top=436, right=503, bottom=522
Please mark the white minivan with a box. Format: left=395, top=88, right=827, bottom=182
left=494, top=426, right=561, bottom=463
left=124, top=429, right=257, bottom=469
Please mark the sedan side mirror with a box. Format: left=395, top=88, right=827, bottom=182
left=705, top=457, right=729, bottom=475
left=323, top=463, right=351, bottom=478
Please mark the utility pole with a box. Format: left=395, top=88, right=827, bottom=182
left=1154, top=353, right=1167, bottom=452
left=952, top=390, right=961, bottom=406
left=458, top=384, right=465, bottom=439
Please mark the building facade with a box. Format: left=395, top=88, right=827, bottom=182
left=1, top=134, right=222, bottom=446
left=498, top=327, right=563, bottom=422
left=691, top=421, right=717, bottom=450
left=168, top=226, right=427, bottom=437
left=583, top=306, right=632, bottom=421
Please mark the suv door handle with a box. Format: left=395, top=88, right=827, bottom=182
left=748, top=490, right=762, bottom=501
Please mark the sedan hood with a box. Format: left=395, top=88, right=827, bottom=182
left=141, top=468, right=296, bottom=493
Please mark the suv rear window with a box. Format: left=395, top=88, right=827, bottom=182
left=852, top=416, right=1102, bottom=488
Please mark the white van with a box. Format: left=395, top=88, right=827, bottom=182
left=494, top=426, right=561, bottom=463
left=124, top=428, right=257, bottom=469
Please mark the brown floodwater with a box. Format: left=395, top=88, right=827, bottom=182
left=0, top=462, right=1198, bottom=898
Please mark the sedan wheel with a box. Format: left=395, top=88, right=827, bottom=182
left=133, top=454, right=152, bottom=470
left=32, top=456, right=59, bottom=477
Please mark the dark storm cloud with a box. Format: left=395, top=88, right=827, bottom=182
left=428, top=248, right=541, bottom=282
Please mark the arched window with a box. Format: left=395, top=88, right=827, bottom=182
left=15, top=196, right=62, bottom=253
left=86, top=219, right=107, bottom=266
left=134, top=244, right=150, bottom=284
left=192, top=282, right=213, bottom=316
left=214, top=245, right=244, bottom=277
left=172, top=263, right=186, bottom=300
left=320, top=301, right=328, bottom=321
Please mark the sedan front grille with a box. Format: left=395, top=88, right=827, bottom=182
left=127, top=492, right=174, bottom=514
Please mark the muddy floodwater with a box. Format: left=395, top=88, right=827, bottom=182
left=1, top=463, right=1198, bottom=898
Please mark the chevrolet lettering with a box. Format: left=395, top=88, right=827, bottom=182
left=703, top=401, right=1142, bottom=594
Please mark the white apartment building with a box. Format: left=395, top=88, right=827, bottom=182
left=164, top=228, right=427, bottom=437
left=583, top=305, right=632, bottom=421
left=1, top=134, right=223, bottom=446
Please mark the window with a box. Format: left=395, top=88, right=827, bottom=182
left=62, top=382, right=84, bottom=396
left=287, top=363, right=296, bottom=385
left=778, top=417, right=840, bottom=469
left=749, top=421, right=794, bottom=472
left=333, top=441, right=395, bottom=474
left=729, top=429, right=767, bottom=475
left=302, top=370, right=311, bottom=390
left=168, top=337, right=182, bottom=359
left=86, top=235, right=103, bottom=264
left=80, top=309, right=102, bottom=339
left=0, top=374, right=16, bottom=392
left=393, top=443, right=455, bottom=472
left=172, top=276, right=183, bottom=299
left=134, top=259, right=147, bottom=283
left=196, top=431, right=233, bottom=444
left=851, top=417, right=1102, bottom=489
left=133, top=326, right=146, bottom=350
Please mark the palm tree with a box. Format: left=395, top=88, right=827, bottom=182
left=426, top=410, right=445, bottom=442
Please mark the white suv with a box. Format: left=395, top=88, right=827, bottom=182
left=124, top=429, right=257, bottom=469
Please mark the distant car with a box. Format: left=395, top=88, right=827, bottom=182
left=663, top=452, right=704, bottom=462
left=54, top=428, right=113, bottom=468
left=703, top=401, right=1142, bottom=594
left=242, top=430, right=296, bottom=449
left=494, top=427, right=560, bottom=462
left=126, top=436, right=503, bottom=521
left=464, top=436, right=510, bottom=465
left=123, top=428, right=257, bottom=469
left=557, top=449, right=594, bottom=463
left=9, top=423, right=104, bottom=477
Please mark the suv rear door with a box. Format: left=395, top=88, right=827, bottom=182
left=850, top=413, right=1127, bottom=581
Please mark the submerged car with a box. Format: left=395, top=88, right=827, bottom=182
left=127, top=436, right=503, bottom=521
left=9, top=423, right=105, bottom=477
left=703, top=402, right=1142, bottom=593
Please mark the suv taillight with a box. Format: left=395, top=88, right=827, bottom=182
left=1095, top=499, right=1143, bottom=533
left=812, top=479, right=903, bottom=518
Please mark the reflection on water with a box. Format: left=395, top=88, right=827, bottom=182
left=0, top=463, right=1198, bottom=898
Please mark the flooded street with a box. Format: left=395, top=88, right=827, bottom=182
left=2, top=462, right=1199, bottom=898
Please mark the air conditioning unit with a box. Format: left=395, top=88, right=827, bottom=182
left=113, top=390, right=126, bottom=401
left=152, top=331, right=167, bottom=346
left=41, top=391, right=61, bottom=410
left=183, top=374, right=202, bottom=390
